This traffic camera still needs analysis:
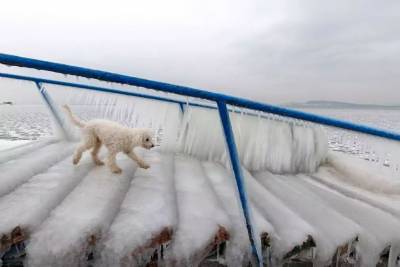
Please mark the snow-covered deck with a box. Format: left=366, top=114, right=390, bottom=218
left=1, top=140, right=400, bottom=267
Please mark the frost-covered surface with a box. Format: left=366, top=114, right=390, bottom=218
left=0, top=139, right=32, bottom=152
left=0, top=140, right=398, bottom=266
left=326, top=152, right=400, bottom=194
left=293, top=175, right=400, bottom=267
left=178, top=107, right=328, bottom=173
left=202, top=161, right=274, bottom=266
left=312, top=165, right=400, bottom=220
left=0, top=151, right=94, bottom=237
left=100, top=151, right=177, bottom=266
left=171, top=155, right=231, bottom=265
left=241, top=168, right=316, bottom=261
left=0, top=138, right=56, bottom=163
left=0, top=141, right=74, bottom=197
left=26, top=155, right=137, bottom=267
left=254, top=172, right=361, bottom=265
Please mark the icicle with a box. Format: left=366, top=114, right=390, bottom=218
left=177, top=107, right=328, bottom=174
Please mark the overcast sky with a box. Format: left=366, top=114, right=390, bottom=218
left=1, top=0, right=400, bottom=104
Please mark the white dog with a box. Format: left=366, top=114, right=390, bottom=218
left=63, top=105, right=154, bottom=173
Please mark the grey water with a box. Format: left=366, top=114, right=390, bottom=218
left=0, top=105, right=53, bottom=141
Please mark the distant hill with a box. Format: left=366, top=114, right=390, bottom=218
left=0, top=101, right=13, bottom=105
left=284, top=100, right=400, bottom=109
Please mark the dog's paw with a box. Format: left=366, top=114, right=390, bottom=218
left=139, top=162, right=150, bottom=169
left=94, top=160, right=104, bottom=166
left=111, top=167, right=122, bottom=174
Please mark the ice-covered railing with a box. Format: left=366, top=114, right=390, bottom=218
left=2, top=53, right=400, bottom=266
left=179, top=107, right=328, bottom=174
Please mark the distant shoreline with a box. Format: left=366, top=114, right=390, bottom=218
left=284, top=100, right=400, bottom=110
left=2, top=102, right=400, bottom=110
left=0, top=101, right=13, bottom=105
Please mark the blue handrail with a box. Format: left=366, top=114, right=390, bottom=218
left=34, top=82, right=69, bottom=139
left=0, top=72, right=301, bottom=123
left=0, top=72, right=214, bottom=110
left=1, top=53, right=400, bottom=142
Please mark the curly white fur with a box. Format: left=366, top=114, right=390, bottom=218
left=63, top=105, right=154, bottom=173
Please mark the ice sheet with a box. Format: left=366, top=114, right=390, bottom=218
left=313, top=166, right=400, bottom=217
left=26, top=156, right=138, bottom=267
left=0, top=138, right=57, bottom=164
left=241, top=168, right=316, bottom=261
left=202, top=161, right=275, bottom=266
left=100, top=151, right=177, bottom=266
left=254, top=171, right=361, bottom=264
left=326, top=152, right=400, bottom=194
left=171, top=155, right=231, bottom=265
left=0, top=142, right=74, bottom=197
left=0, top=152, right=95, bottom=237
left=296, top=174, right=400, bottom=266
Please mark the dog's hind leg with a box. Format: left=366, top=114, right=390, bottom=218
left=106, top=150, right=122, bottom=174
left=73, top=134, right=96, bottom=165
left=73, top=143, right=93, bottom=165
left=91, top=139, right=104, bottom=166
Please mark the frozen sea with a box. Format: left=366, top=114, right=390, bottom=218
left=0, top=105, right=53, bottom=150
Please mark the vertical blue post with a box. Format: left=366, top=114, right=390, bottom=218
left=217, top=101, right=263, bottom=266
left=178, top=102, right=184, bottom=113
left=35, top=82, right=69, bottom=140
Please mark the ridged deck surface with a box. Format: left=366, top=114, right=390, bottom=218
left=0, top=141, right=399, bottom=267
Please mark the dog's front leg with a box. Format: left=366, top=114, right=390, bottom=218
left=126, top=151, right=149, bottom=169
left=107, top=151, right=122, bottom=174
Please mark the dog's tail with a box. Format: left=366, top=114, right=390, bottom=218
left=62, top=104, right=85, bottom=128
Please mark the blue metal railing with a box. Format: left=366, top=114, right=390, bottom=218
left=34, top=82, right=69, bottom=139
left=217, top=101, right=262, bottom=263
left=0, top=72, right=305, bottom=121
left=1, top=54, right=400, bottom=142
left=2, top=53, right=400, bottom=266
left=0, top=72, right=215, bottom=110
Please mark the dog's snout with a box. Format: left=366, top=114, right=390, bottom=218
left=151, top=144, right=155, bottom=148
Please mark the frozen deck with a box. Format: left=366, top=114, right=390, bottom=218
left=0, top=140, right=400, bottom=267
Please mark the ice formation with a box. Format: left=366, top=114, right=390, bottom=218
left=0, top=138, right=57, bottom=164
left=202, top=161, right=274, bottom=266
left=0, top=142, right=74, bottom=197
left=254, top=172, right=361, bottom=265
left=325, top=152, right=400, bottom=194
left=178, top=107, right=328, bottom=174
left=171, top=155, right=231, bottom=266
left=26, top=155, right=138, bottom=267
left=241, top=168, right=316, bottom=263
left=100, top=151, right=177, bottom=266
left=294, top=175, right=400, bottom=267
left=0, top=149, right=95, bottom=236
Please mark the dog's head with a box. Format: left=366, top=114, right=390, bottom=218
left=140, top=130, right=155, bottom=150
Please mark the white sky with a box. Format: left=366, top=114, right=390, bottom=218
left=1, top=0, right=400, bottom=104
